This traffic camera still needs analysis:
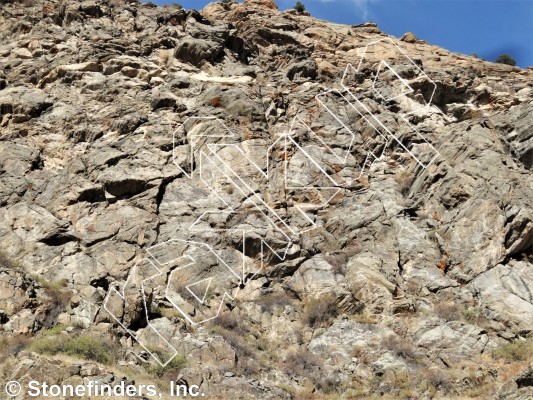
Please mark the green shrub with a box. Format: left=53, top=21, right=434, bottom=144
left=44, top=323, right=69, bottom=336
left=462, top=307, right=482, bottom=323
left=492, top=339, right=533, bottom=362
left=30, top=334, right=116, bottom=364
left=221, top=0, right=233, bottom=3
left=495, top=54, right=516, bottom=66
left=145, top=352, right=186, bottom=377
left=294, top=1, right=305, bottom=13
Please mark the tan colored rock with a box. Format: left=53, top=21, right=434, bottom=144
left=12, top=48, right=32, bottom=59
left=400, top=31, right=418, bottom=43
left=0, top=0, right=532, bottom=398
left=243, top=0, right=278, bottom=10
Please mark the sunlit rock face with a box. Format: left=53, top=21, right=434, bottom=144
left=0, top=0, right=532, bottom=398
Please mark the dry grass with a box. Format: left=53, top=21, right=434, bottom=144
left=351, top=310, right=378, bottom=324
left=381, top=334, right=417, bottom=361
left=303, top=294, right=339, bottom=328
left=282, top=349, right=322, bottom=376
left=0, top=251, right=24, bottom=270
left=395, top=168, right=413, bottom=195
left=210, top=312, right=245, bottom=335
left=158, top=306, right=182, bottom=320
left=433, top=301, right=461, bottom=322
left=208, top=312, right=257, bottom=365
left=37, top=278, right=72, bottom=327
left=257, top=291, right=293, bottom=313
left=0, top=334, right=31, bottom=359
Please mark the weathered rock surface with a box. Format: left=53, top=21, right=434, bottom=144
left=0, top=0, right=532, bottom=398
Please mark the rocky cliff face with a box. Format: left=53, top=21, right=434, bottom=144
left=0, top=0, right=532, bottom=398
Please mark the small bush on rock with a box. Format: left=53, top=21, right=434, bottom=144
left=208, top=313, right=256, bottom=360
left=35, top=278, right=72, bottom=328
left=433, top=301, right=461, bottom=322
left=258, top=291, right=293, bottom=313
left=283, top=349, right=321, bottom=376
left=303, top=294, right=339, bottom=327
left=495, top=54, right=516, bottom=66
left=381, top=334, right=417, bottom=361
left=294, top=1, right=305, bottom=13
left=145, top=352, right=186, bottom=377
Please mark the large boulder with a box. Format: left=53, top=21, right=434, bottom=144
left=174, top=37, right=224, bottom=66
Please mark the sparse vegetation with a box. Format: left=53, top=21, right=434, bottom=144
left=495, top=54, right=516, bottom=66
left=211, top=312, right=246, bottom=335
left=303, top=294, right=339, bottom=327
left=381, top=335, right=417, bottom=361
left=492, top=339, right=533, bottom=362
left=43, top=323, right=69, bottom=336
left=33, top=277, right=72, bottom=328
left=30, top=333, right=117, bottom=364
left=158, top=306, right=182, bottom=320
left=424, top=368, right=453, bottom=393
left=282, top=349, right=321, bottom=376
left=462, top=306, right=483, bottom=323
left=352, top=310, right=378, bottom=324
left=433, top=301, right=461, bottom=322
left=0, top=335, right=31, bottom=359
left=0, top=251, right=24, bottom=270
left=208, top=312, right=256, bottom=360
left=394, top=168, right=412, bottom=195
left=294, top=1, right=305, bottom=13
left=145, top=351, right=187, bottom=377
left=257, top=291, right=293, bottom=313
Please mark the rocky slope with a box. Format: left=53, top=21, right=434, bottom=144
left=0, top=0, right=532, bottom=398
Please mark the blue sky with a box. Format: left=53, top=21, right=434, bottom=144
left=151, top=0, right=533, bottom=67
